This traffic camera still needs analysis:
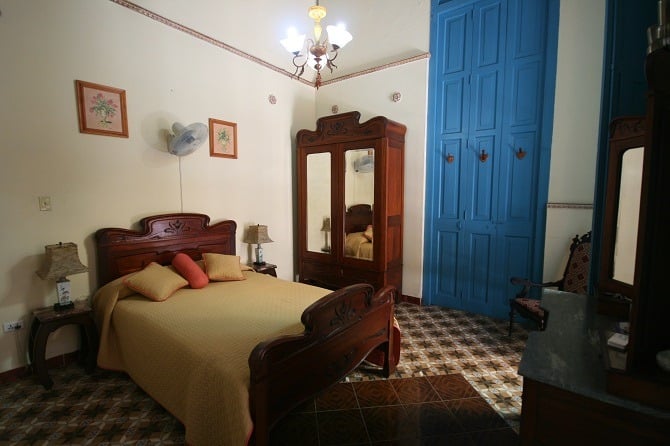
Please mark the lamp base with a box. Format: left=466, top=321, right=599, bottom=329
left=254, top=245, right=265, bottom=265
left=53, top=302, right=74, bottom=312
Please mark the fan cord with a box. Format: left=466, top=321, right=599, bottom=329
left=178, top=156, right=184, bottom=213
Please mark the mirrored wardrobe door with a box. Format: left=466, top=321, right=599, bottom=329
left=343, top=148, right=375, bottom=261
left=306, top=152, right=332, bottom=253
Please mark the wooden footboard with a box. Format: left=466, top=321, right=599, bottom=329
left=248, top=283, right=397, bottom=446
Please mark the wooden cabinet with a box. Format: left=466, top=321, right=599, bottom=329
left=297, top=112, right=405, bottom=293
left=596, top=31, right=670, bottom=409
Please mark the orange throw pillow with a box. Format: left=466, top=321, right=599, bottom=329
left=172, top=253, right=209, bottom=289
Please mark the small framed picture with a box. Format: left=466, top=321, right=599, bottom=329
left=209, top=118, right=238, bottom=159
left=75, top=80, right=128, bottom=138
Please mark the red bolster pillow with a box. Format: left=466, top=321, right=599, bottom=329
left=172, top=253, right=209, bottom=289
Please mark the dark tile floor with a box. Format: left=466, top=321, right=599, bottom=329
left=272, top=374, right=519, bottom=445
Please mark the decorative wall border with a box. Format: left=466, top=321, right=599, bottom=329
left=110, top=0, right=430, bottom=89
left=546, top=202, right=593, bottom=209
left=319, top=53, right=431, bottom=87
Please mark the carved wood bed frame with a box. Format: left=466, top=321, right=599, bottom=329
left=94, top=213, right=397, bottom=446
left=345, top=203, right=373, bottom=234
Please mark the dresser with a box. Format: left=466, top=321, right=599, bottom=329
left=518, top=291, right=670, bottom=445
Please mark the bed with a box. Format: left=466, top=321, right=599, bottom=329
left=344, top=204, right=374, bottom=260
left=91, top=213, right=398, bottom=446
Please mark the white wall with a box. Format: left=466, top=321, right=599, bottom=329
left=0, top=0, right=314, bottom=373
left=543, top=0, right=606, bottom=280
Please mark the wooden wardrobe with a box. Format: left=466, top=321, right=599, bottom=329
left=297, top=112, right=405, bottom=293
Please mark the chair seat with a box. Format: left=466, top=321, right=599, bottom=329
left=509, top=297, right=549, bottom=334
left=512, top=298, right=545, bottom=318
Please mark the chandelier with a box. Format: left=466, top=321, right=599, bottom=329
left=280, top=0, right=353, bottom=89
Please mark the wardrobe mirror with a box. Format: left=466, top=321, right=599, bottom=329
left=344, top=148, right=375, bottom=261
left=306, top=152, right=331, bottom=253
left=599, top=116, right=646, bottom=298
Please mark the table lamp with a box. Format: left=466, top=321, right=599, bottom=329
left=36, top=242, right=88, bottom=311
left=321, top=217, right=331, bottom=253
left=244, top=225, right=273, bottom=265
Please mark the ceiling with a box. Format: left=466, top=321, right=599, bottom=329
left=127, top=0, right=432, bottom=84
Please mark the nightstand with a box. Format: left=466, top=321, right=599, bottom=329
left=252, top=262, right=277, bottom=277
left=29, top=301, right=98, bottom=389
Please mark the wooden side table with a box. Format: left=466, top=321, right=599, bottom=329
left=252, top=262, right=277, bottom=277
left=29, top=301, right=98, bottom=389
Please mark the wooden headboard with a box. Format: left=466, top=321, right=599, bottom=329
left=345, top=204, right=373, bottom=234
left=95, top=213, right=236, bottom=285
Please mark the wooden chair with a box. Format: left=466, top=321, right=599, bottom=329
left=508, top=232, right=592, bottom=335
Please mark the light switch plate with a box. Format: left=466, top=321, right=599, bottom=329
left=38, top=196, right=51, bottom=211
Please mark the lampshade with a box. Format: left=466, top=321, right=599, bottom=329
left=281, top=27, right=306, bottom=54
left=321, top=217, right=331, bottom=232
left=326, top=24, right=353, bottom=49
left=36, top=242, right=88, bottom=280
left=243, top=225, right=274, bottom=245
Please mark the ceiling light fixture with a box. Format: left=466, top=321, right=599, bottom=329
left=281, top=0, right=353, bottom=89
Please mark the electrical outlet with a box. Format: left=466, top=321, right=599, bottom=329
left=3, top=320, right=24, bottom=332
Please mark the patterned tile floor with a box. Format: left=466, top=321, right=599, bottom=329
left=0, top=302, right=528, bottom=444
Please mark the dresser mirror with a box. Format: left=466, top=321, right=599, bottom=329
left=344, top=148, right=375, bottom=261
left=306, top=152, right=332, bottom=253
left=612, top=146, right=643, bottom=284
left=599, top=116, right=646, bottom=298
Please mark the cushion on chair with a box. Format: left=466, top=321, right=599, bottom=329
left=562, top=242, right=591, bottom=294
left=513, top=298, right=546, bottom=319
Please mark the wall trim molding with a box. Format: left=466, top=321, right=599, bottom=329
left=546, top=202, right=593, bottom=209
left=110, top=0, right=430, bottom=89
left=401, top=294, right=422, bottom=305
left=319, top=53, right=431, bottom=87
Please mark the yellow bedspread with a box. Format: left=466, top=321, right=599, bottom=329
left=344, top=232, right=373, bottom=260
left=92, top=271, right=330, bottom=446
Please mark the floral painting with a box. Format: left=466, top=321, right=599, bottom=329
left=209, top=118, right=237, bottom=159
left=75, top=80, right=128, bottom=137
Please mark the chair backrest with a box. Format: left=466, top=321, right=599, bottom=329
left=560, top=232, right=592, bottom=294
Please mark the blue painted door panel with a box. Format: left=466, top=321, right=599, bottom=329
left=425, top=0, right=553, bottom=319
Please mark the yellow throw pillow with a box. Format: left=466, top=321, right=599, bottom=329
left=203, top=253, right=246, bottom=281
left=363, top=224, right=373, bottom=241
left=123, top=262, right=189, bottom=301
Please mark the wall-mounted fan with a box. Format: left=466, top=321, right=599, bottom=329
left=167, top=122, right=208, bottom=156
left=353, top=152, right=374, bottom=173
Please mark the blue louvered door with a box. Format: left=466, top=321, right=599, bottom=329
left=424, top=0, right=555, bottom=318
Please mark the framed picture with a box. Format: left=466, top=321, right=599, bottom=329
left=209, top=118, right=238, bottom=159
left=75, top=80, right=128, bottom=138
